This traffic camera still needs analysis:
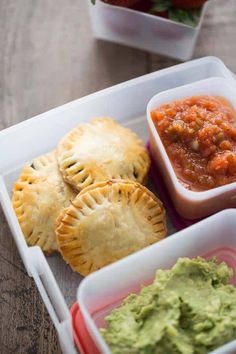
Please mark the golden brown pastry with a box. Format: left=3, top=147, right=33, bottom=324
left=12, top=151, right=77, bottom=254
left=56, top=179, right=167, bottom=275
left=57, top=117, right=150, bottom=191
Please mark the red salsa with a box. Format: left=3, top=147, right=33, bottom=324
left=151, top=95, right=236, bottom=191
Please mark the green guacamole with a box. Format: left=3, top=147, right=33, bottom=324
left=100, top=257, right=236, bottom=354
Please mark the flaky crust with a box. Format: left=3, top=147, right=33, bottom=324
left=56, top=179, right=167, bottom=275
left=12, top=151, right=77, bottom=254
left=57, top=117, right=150, bottom=191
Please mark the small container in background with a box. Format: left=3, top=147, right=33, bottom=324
left=88, top=0, right=209, bottom=61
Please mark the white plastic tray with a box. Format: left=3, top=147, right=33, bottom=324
left=0, top=56, right=235, bottom=353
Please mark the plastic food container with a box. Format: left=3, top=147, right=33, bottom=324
left=78, top=209, right=236, bottom=354
left=0, top=57, right=235, bottom=354
left=147, top=77, right=236, bottom=220
left=88, top=0, right=209, bottom=61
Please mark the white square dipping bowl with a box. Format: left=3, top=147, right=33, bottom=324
left=147, top=77, right=236, bottom=219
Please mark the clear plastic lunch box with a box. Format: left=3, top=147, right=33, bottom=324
left=88, top=0, right=209, bottom=61
left=78, top=209, right=236, bottom=354
left=147, top=77, right=236, bottom=219
left=0, top=56, right=235, bottom=354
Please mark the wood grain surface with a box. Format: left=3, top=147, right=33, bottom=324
left=0, top=0, right=235, bottom=353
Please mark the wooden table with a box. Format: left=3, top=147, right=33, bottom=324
left=0, top=0, right=235, bottom=352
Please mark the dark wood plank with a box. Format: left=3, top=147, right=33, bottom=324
left=0, top=207, right=62, bottom=354
left=0, top=0, right=148, bottom=130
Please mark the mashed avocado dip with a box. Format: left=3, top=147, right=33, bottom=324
left=101, top=257, right=236, bottom=354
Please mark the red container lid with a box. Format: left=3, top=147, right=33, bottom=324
left=71, top=303, right=101, bottom=354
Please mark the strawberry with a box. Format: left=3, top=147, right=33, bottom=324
left=172, top=0, right=207, bottom=9
left=151, top=10, right=169, bottom=18
left=132, top=0, right=153, bottom=12
left=102, top=0, right=140, bottom=7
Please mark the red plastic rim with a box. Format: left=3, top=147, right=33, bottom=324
left=71, top=303, right=101, bottom=354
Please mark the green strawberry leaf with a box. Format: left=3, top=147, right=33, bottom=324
left=169, top=8, right=200, bottom=27
left=91, top=0, right=96, bottom=4
left=151, top=0, right=172, bottom=12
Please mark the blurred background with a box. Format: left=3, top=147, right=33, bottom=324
left=0, top=0, right=235, bottom=352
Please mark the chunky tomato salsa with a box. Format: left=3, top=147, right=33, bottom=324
left=151, top=95, right=236, bottom=191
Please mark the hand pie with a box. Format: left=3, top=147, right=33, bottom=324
left=56, top=179, right=167, bottom=275
left=12, top=151, right=76, bottom=254
left=57, top=117, right=150, bottom=191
